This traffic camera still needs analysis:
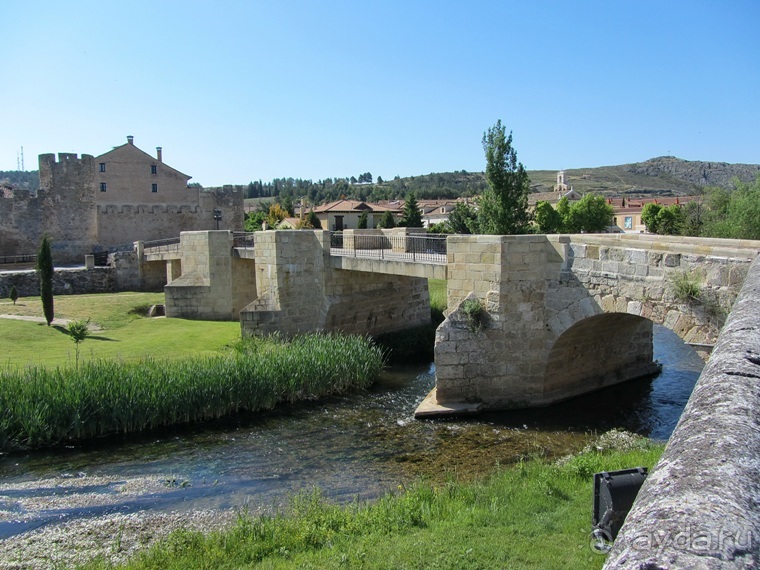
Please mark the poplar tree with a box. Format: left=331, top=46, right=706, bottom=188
left=477, top=120, right=531, bottom=234
left=36, top=236, right=54, bottom=326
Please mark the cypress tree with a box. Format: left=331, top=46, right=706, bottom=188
left=36, top=236, right=54, bottom=326
left=9, top=285, right=18, bottom=305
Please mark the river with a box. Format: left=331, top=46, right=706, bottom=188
left=0, top=325, right=704, bottom=545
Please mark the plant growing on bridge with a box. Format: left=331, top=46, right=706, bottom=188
left=668, top=270, right=702, bottom=304
left=461, top=298, right=487, bottom=333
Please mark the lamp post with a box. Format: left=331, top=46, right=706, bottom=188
left=213, top=208, right=222, bottom=230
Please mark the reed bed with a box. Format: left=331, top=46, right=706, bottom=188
left=0, top=333, right=385, bottom=451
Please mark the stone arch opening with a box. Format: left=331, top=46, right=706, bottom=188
left=542, top=313, right=662, bottom=404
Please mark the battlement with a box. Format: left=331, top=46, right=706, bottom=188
left=97, top=204, right=202, bottom=215
left=38, top=153, right=94, bottom=165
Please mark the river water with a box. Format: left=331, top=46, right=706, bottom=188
left=0, top=325, right=704, bottom=540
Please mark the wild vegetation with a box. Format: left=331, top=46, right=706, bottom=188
left=79, top=439, right=664, bottom=570
left=0, top=333, right=384, bottom=450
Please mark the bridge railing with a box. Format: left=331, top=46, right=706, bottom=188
left=329, top=231, right=447, bottom=264
left=0, top=254, right=36, bottom=265
left=232, top=232, right=255, bottom=249
left=142, top=237, right=180, bottom=254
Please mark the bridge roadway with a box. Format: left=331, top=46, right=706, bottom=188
left=142, top=231, right=448, bottom=280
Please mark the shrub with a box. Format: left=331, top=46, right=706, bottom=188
left=9, top=286, right=18, bottom=305
left=461, top=298, right=487, bottom=332
left=668, top=270, right=702, bottom=303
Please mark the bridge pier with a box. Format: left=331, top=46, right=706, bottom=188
left=420, top=234, right=756, bottom=416
left=240, top=230, right=432, bottom=337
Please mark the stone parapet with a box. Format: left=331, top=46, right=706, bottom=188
left=604, top=255, right=760, bottom=569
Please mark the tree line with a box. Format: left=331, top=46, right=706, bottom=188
left=639, top=177, right=760, bottom=240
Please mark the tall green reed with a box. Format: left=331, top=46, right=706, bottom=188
left=0, top=333, right=384, bottom=450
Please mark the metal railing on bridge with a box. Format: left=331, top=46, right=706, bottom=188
left=142, top=237, right=180, bottom=254
left=232, top=232, right=255, bottom=249
left=0, top=254, right=36, bottom=265
left=329, top=232, right=447, bottom=264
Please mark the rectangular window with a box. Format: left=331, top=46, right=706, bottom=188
left=99, top=163, right=106, bottom=172
left=151, top=183, right=158, bottom=193
left=100, top=182, right=107, bottom=192
left=624, top=216, right=633, bottom=229
left=151, top=165, right=157, bottom=174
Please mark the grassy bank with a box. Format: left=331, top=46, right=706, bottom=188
left=0, top=292, right=243, bottom=367
left=82, top=441, right=663, bottom=570
left=0, top=333, right=385, bottom=450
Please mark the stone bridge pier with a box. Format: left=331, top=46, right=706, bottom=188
left=423, top=234, right=758, bottom=415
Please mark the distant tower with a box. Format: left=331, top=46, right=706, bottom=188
left=555, top=170, right=569, bottom=193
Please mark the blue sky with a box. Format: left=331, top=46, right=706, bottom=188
left=2, top=1, right=758, bottom=186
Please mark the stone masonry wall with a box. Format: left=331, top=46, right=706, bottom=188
left=604, top=255, right=760, bottom=569
left=165, top=231, right=255, bottom=321
left=434, top=234, right=759, bottom=409
left=240, top=230, right=430, bottom=337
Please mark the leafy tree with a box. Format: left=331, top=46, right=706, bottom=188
left=377, top=176, right=383, bottom=184
left=702, top=176, right=760, bottom=239
left=266, top=203, right=288, bottom=227
left=67, top=318, right=90, bottom=368
left=446, top=202, right=478, bottom=234
left=378, top=210, right=396, bottom=229
left=357, top=210, right=369, bottom=229
left=641, top=203, right=663, bottom=233
left=477, top=120, right=531, bottom=235
left=9, top=285, right=18, bottom=305
left=36, top=235, right=54, bottom=326
left=534, top=200, right=563, bottom=233
left=680, top=198, right=705, bottom=236
left=306, top=211, right=322, bottom=229
left=399, top=193, right=423, bottom=227
left=280, top=195, right=295, bottom=217
left=655, top=204, right=684, bottom=235
left=565, top=194, right=613, bottom=233
left=244, top=210, right=268, bottom=232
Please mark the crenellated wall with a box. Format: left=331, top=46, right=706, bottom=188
left=0, top=141, right=244, bottom=265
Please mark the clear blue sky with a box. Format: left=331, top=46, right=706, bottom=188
left=2, top=1, right=758, bottom=186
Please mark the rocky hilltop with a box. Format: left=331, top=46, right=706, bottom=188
left=528, top=157, right=760, bottom=197
left=623, top=156, right=760, bottom=189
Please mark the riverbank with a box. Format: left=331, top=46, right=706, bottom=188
left=0, top=432, right=663, bottom=570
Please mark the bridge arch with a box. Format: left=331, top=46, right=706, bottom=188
left=542, top=312, right=660, bottom=404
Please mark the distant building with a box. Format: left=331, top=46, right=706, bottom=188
left=608, top=196, right=699, bottom=233
left=0, top=136, right=243, bottom=263
left=313, top=200, right=401, bottom=230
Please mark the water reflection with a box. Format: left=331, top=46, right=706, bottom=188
left=0, top=325, right=704, bottom=537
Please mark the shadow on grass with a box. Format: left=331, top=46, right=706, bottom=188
left=87, top=336, right=119, bottom=342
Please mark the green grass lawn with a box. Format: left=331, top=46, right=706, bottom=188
left=82, top=443, right=663, bottom=570
left=0, top=293, right=240, bottom=368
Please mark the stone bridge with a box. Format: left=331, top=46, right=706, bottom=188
left=148, top=229, right=759, bottom=413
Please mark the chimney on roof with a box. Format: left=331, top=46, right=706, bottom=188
left=156, top=147, right=162, bottom=162
left=127, top=135, right=134, bottom=145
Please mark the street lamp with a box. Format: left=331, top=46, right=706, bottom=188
left=213, top=208, right=222, bottom=230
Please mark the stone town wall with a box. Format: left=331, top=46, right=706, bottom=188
left=604, top=255, right=760, bottom=569
left=0, top=250, right=164, bottom=298
left=0, top=153, right=244, bottom=265
left=0, top=187, right=42, bottom=259
left=239, top=230, right=430, bottom=337
left=434, top=234, right=759, bottom=409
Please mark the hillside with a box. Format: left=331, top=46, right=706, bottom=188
left=528, top=156, right=760, bottom=197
